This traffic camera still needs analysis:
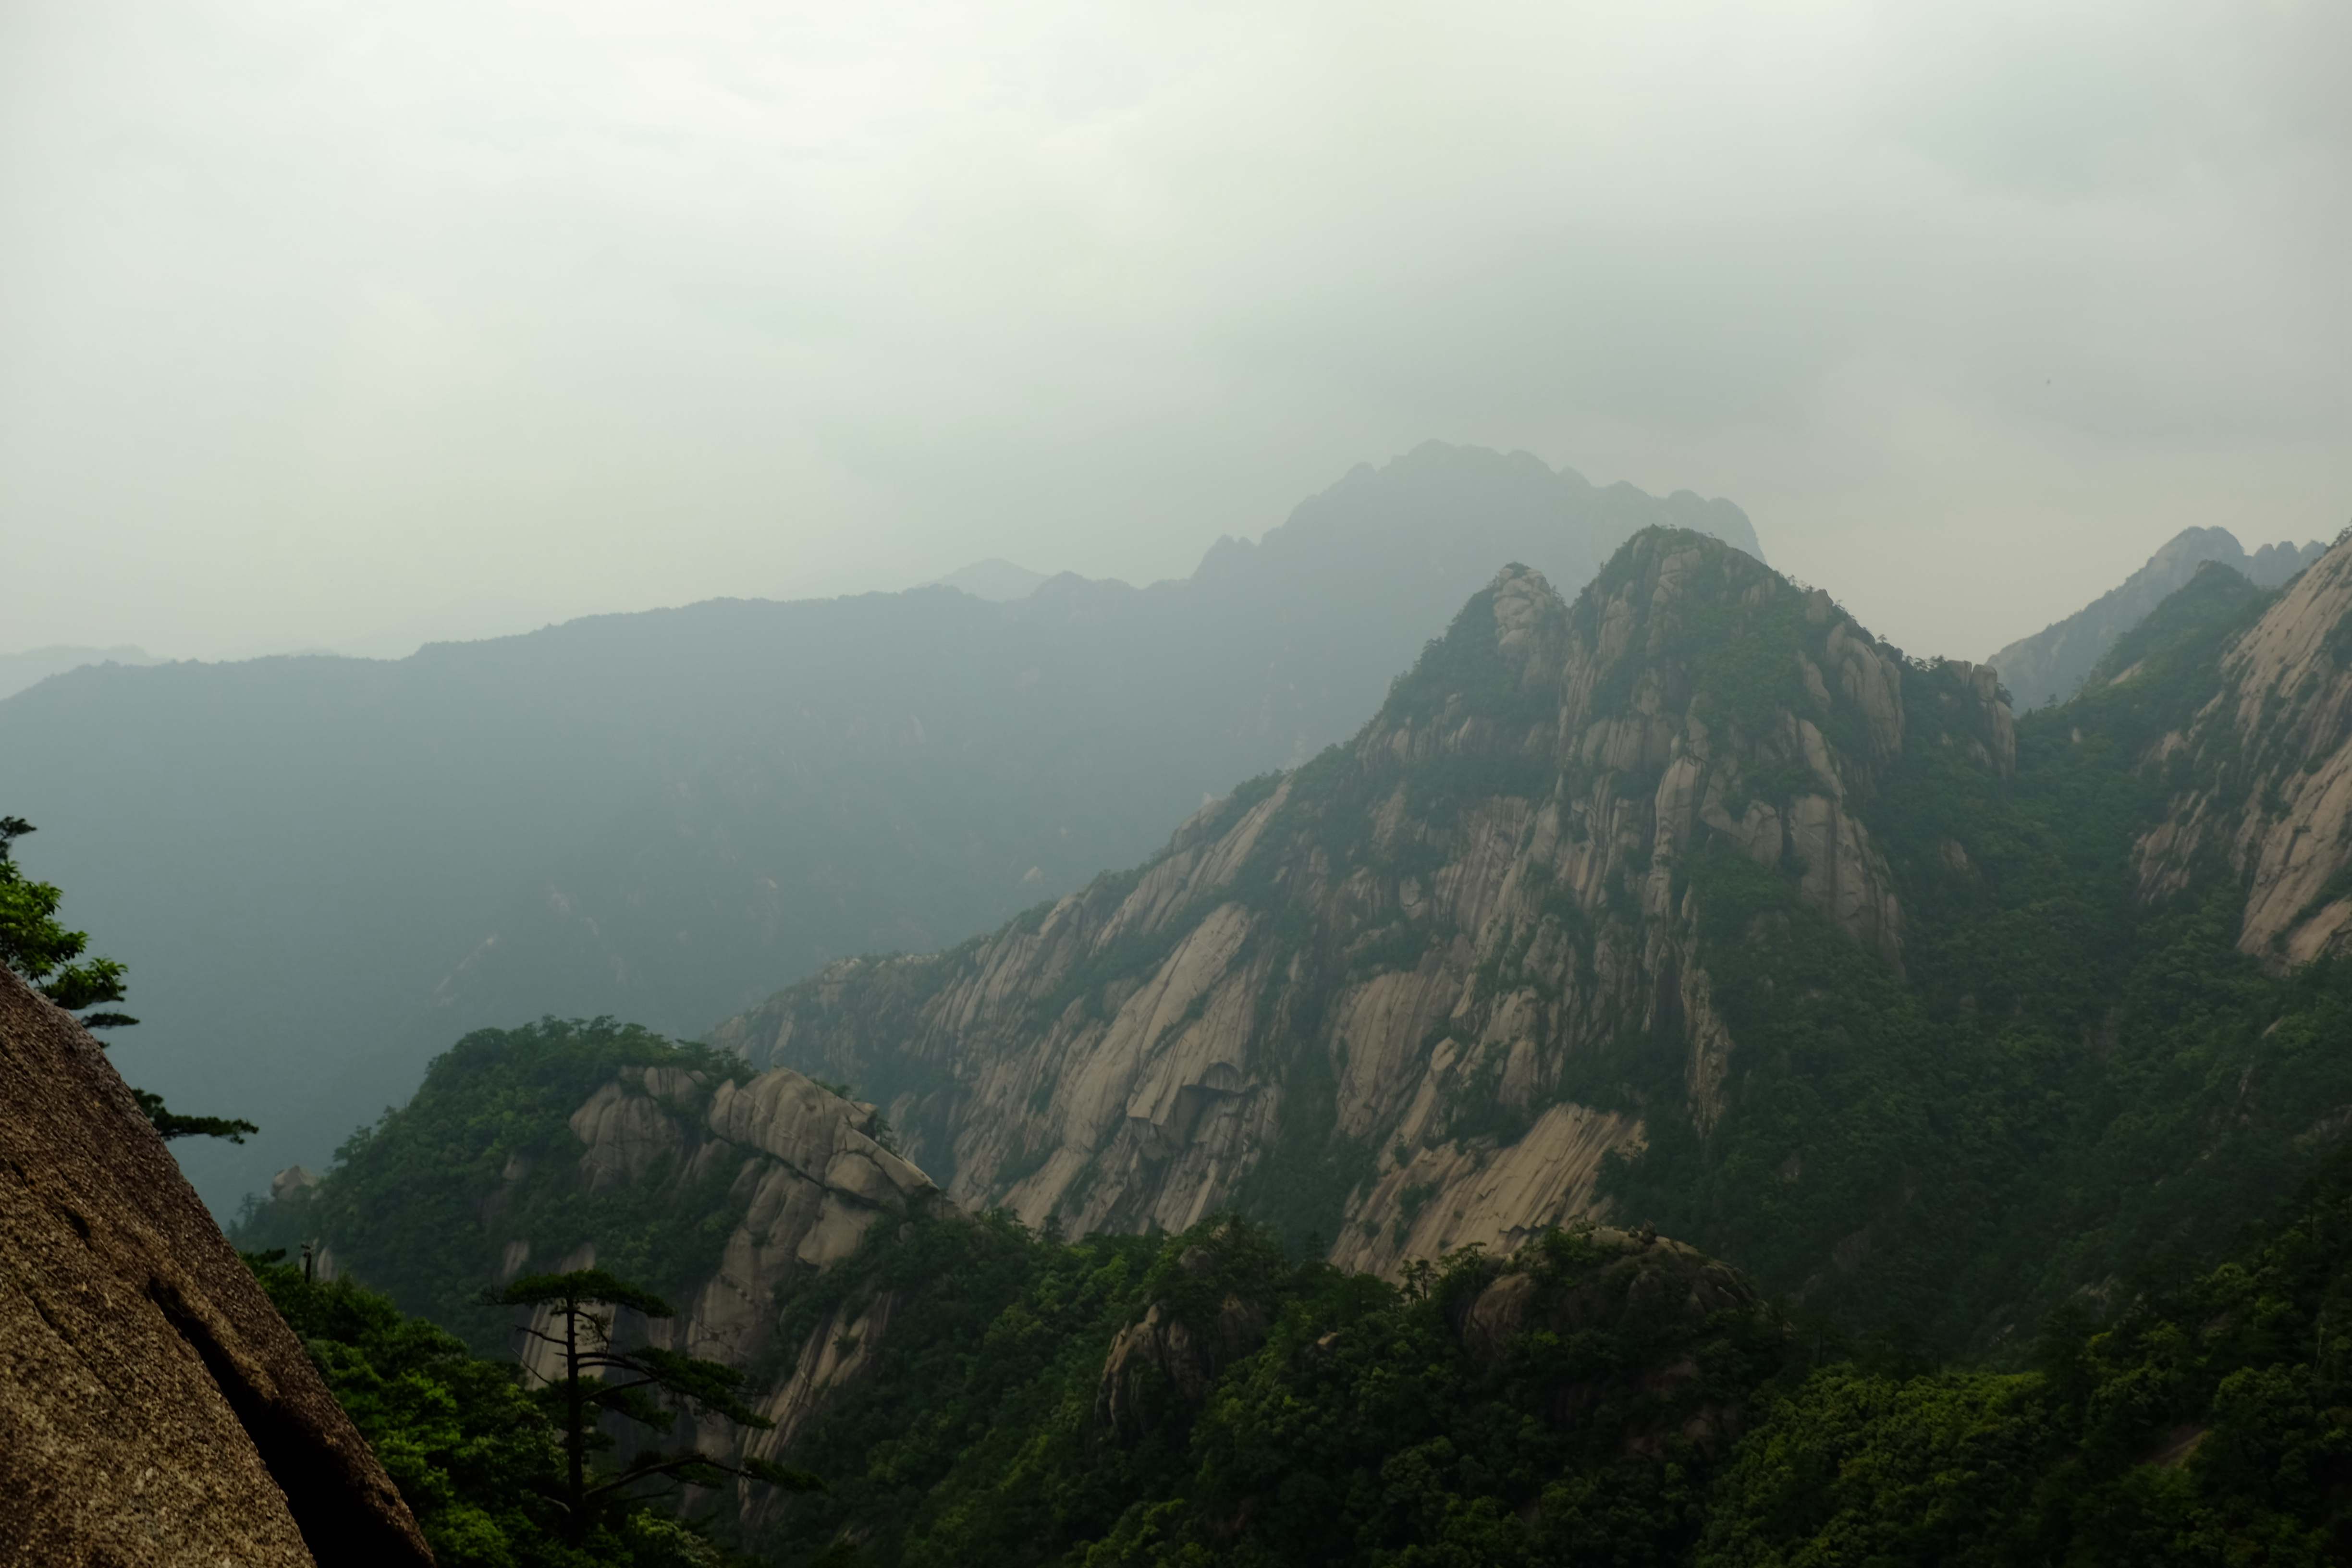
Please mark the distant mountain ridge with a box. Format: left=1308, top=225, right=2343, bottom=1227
left=0, top=441, right=1759, bottom=1213
left=0, top=644, right=158, bottom=700
left=927, top=558, right=1051, bottom=601
left=1987, top=525, right=2322, bottom=709
left=228, top=524, right=2352, bottom=1564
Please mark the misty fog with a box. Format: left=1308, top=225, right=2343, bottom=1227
left=5, top=0, right=2346, bottom=665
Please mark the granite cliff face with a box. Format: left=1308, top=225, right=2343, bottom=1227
left=0, top=967, right=431, bottom=1568
left=2135, top=530, right=2352, bottom=966
left=714, top=529, right=2015, bottom=1276
left=481, top=1061, right=938, bottom=1442
left=0, top=440, right=1765, bottom=1222
left=1988, top=525, right=2324, bottom=710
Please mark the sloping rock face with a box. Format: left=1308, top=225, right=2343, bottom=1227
left=487, top=1063, right=938, bottom=1400
left=2137, top=530, right=2352, bottom=966
left=0, top=968, right=431, bottom=1568
left=715, top=528, right=2015, bottom=1275
left=1988, top=526, right=2323, bottom=710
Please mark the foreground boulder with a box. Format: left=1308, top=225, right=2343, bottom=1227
left=0, top=968, right=431, bottom=1567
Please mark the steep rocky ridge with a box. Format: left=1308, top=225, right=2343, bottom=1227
left=0, top=966, right=431, bottom=1567
left=242, top=1029, right=945, bottom=1525
left=2135, top=529, right=2352, bottom=966
left=1988, top=525, right=2323, bottom=710
left=714, top=528, right=2015, bottom=1281
left=0, top=441, right=1763, bottom=1217
left=491, top=1062, right=931, bottom=1382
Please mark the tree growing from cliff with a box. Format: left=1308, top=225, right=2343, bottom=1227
left=0, top=814, right=256, bottom=1141
left=489, top=1267, right=821, bottom=1546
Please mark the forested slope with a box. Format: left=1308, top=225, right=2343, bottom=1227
left=228, top=524, right=2352, bottom=1562
left=721, top=525, right=2352, bottom=1355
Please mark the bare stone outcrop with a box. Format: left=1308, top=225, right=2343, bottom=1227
left=0, top=967, right=432, bottom=1568
left=2136, top=532, right=2352, bottom=966
left=715, top=529, right=2016, bottom=1278
left=490, top=1062, right=938, bottom=1389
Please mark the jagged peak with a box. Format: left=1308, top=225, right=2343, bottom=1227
left=1587, top=524, right=1797, bottom=614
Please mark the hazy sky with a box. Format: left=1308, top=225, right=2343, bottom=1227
left=4, top=0, right=2345, bottom=663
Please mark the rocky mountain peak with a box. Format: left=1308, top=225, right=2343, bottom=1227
left=716, top=527, right=2018, bottom=1281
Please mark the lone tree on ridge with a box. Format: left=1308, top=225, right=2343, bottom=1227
left=0, top=814, right=255, bottom=1141
left=488, top=1267, right=821, bottom=1545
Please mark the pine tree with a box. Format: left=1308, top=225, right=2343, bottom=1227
left=489, top=1268, right=821, bottom=1546
left=0, top=814, right=256, bottom=1141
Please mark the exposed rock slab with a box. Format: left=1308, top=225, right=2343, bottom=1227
left=490, top=1062, right=938, bottom=1384
left=2136, top=532, right=2352, bottom=965
left=715, top=529, right=2017, bottom=1276
left=0, top=968, right=431, bottom=1568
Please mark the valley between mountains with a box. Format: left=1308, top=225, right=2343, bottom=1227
left=218, top=521, right=2352, bottom=1563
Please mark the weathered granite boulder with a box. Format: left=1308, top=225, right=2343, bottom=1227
left=0, top=967, right=431, bottom=1567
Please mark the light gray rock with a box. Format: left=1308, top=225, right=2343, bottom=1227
left=717, top=531, right=2016, bottom=1281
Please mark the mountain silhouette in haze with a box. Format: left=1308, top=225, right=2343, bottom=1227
left=0, top=645, right=159, bottom=701
left=1987, top=526, right=2323, bottom=709
left=928, top=559, right=1053, bottom=601
left=0, top=441, right=1759, bottom=1213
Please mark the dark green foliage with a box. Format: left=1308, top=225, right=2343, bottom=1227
left=1383, top=577, right=1559, bottom=733
left=1586, top=560, right=2352, bottom=1356
left=251, top=1251, right=570, bottom=1565
left=132, top=1085, right=263, bottom=1143
left=1699, top=1147, right=2352, bottom=1565
left=249, top=1254, right=763, bottom=1568
left=0, top=812, right=129, bottom=1014
left=235, top=1018, right=747, bottom=1350
left=1, top=812, right=256, bottom=1141
left=2083, top=558, right=2268, bottom=695
left=758, top=1213, right=1789, bottom=1568
left=491, top=1268, right=820, bottom=1547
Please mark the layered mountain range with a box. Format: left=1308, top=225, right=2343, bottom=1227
left=0, top=441, right=1758, bottom=1212
left=243, top=512, right=2352, bottom=1476
left=1986, top=524, right=2324, bottom=709
left=221, top=514, right=2352, bottom=1561
left=714, top=534, right=2010, bottom=1280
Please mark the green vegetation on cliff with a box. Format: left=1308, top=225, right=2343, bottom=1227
left=1606, top=557, right=2352, bottom=1351
left=1700, top=1142, right=2352, bottom=1565
left=239, top=1018, right=747, bottom=1352
left=757, top=1153, right=2351, bottom=1565
left=760, top=1213, right=1788, bottom=1568
left=229, top=531, right=2352, bottom=1564
left=250, top=1120, right=2352, bottom=1566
